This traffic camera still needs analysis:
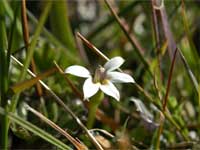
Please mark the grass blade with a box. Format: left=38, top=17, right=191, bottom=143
left=0, top=0, right=8, bottom=106
left=0, top=1, right=9, bottom=148
left=181, top=0, right=199, bottom=61
left=50, top=0, right=76, bottom=51
left=0, top=107, right=72, bottom=150
left=10, top=67, right=57, bottom=94
left=26, top=105, right=87, bottom=150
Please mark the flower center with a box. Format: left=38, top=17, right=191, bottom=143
left=93, top=67, right=107, bottom=84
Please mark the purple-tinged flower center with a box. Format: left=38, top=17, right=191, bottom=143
left=93, top=67, right=107, bottom=84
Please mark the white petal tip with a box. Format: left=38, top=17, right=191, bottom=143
left=65, top=65, right=90, bottom=78
left=107, top=71, right=136, bottom=84
left=104, top=57, right=125, bottom=71
left=115, top=97, right=120, bottom=101
left=130, top=78, right=135, bottom=83
left=83, top=78, right=100, bottom=100
left=125, top=76, right=135, bottom=83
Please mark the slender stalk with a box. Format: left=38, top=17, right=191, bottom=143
left=21, top=0, right=43, bottom=96
left=161, top=48, right=189, bottom=140
left=77, top=32, right=109, bottom=61
left=87, top=91, right=104, bottom=129
left=87, top=105, right=98, bottom=129
left=154, top=113, right=164, bottom=150
left=162, top=48, right=178, bottom=111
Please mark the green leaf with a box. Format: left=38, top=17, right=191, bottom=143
left=0, top=0, right=8, bottom=106
left=10, top=67, right=57, bottom=94
left=0, top=107, right=72, bottom=150
left=50, top=0, right=76, bottom=51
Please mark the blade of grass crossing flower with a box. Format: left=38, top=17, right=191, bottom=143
left=10, top=67, right=57, bottom=94
left=0, top=107, right=72, bottom=150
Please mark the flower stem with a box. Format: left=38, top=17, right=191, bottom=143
left=87, top=91, right=104, bottom=129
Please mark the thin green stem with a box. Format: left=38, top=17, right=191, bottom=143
left=87, top=105, right=99, bottom=129
left=87, top=91, right=104, bottom=129
left=0, top=1, right=8, bottom=149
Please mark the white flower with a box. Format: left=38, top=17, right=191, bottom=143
left=65, top=57, right=135, bottom=101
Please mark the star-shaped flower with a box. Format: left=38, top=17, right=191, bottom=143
left=65, top=57, right=135, bottom=101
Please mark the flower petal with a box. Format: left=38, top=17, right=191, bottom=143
left=83, top=77, right=100, bottom=100
left=104, top=57, right=124, bottom=71
left=100, top=81, right=120, bottom=101
left=65, top=65, right=91, bottom=78
left=107, top=71, right=135, bottom=83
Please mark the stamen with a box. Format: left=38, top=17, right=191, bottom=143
left=93, top=67, right=106, bottom=83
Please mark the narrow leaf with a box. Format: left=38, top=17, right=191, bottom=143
left=0, top=107, right=72, bottom=150
left=0, top=0, right=8, bottom=106
left=10, top=67, right=57, bottom=94
left=50, top=0, right=76, bottom=51
left=26, top=105, right=87, bottom=150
